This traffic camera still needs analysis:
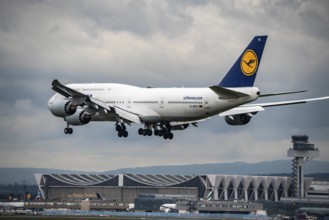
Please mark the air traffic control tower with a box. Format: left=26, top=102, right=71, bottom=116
left=287, top=135, right=319, bottom=198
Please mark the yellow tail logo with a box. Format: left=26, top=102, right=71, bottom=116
left=241, top=49, right=258, bottom=76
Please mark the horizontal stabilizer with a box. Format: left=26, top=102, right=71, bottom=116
left=260, top=90, right=307, bottom=97
left=209, top=86, right=248, bottom=99
left=247, top=96, right=329, bottom=108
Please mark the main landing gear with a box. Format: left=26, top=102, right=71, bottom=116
left=157, top=128, right=174, bottom=140
left=116, top=123, right=128, bottom=138
left=138, top=123, right=174, bottom=140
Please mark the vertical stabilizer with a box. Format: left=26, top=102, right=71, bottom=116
left=219, top=36, right=267, bottom=87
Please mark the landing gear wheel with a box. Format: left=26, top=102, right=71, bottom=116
left=116, top=124, right=128, bottom=138
left=168, top=133, right=173, bottom=139
left=64, top=127, right=73, bottom=134
left=147, top=129, right=152, bottom=136
left=116, top=125, right=122, bottom=132
left=138, top=128, right=143, bottom=135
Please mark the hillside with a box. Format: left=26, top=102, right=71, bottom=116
left=0, top=168, right=96, bottom=185
left=104, top=160, right=329, bottom=175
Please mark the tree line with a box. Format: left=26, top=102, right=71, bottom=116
left=0, top=183, right=38, bottom=201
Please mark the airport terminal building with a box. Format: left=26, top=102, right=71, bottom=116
left=35, top=173, right=304, bottom=202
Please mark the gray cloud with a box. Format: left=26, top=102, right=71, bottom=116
left=0, top=0, right=328, bottom=171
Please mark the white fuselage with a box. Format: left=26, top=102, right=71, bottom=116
left=48, top=83, right=259, bottom=123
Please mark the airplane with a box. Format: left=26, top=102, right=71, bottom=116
left=47, top=35, right=329, bottom=139
left=159, top=203, right=178, bottom=213
left=0, top=201, right=24, bottom=208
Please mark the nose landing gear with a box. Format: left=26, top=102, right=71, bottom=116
left=64, top=126, right=73, bottom=134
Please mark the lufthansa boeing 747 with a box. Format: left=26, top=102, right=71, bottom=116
left=47, top=36, right=329, bottom=139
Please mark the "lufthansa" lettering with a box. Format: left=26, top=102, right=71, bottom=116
left=183, top=96, right=203, bottom=100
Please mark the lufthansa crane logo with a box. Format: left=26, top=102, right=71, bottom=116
left=241, top=49, right=258, bottom=76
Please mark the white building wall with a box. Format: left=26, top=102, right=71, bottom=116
left=203, top=175, right=294, bottom=202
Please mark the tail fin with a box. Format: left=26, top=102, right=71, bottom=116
left=218, top=35, right=267, bottom=87
left=96, top=193, right=103, bottom=200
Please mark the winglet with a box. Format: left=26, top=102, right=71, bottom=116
left=52, top=79, right=84, bottom=98
left=219, top=36, right=267, bottom=87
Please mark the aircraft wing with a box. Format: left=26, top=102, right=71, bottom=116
left=110, top=105, right=142, bottom=124
left=87, top=97, right=142, bottom=124
left=219, top=106, right=264, bottom=117
left=170, top=119, right=207, bottom=130
left=52, top=79, right=142, bottom=124
left=219, top=96, right=329, bottom=117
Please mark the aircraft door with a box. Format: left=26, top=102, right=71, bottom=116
left=204, top=98, right=210, bottom=110
left=204, top=98, right=210, bottom=115
left=127, top=97, right=132, bottom=108
left=160, top=97, right=165, bottom=108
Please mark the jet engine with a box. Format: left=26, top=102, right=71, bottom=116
left=65, top=109, right=91, bottom=125
left=225, top=114, right=252, bottom=126
left=49, top=100, right=77, bottom=117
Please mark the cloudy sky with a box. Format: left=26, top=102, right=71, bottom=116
left=0, top=0, right=328, bottom=172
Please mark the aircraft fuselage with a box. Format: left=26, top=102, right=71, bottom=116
left=48, top=83, right=259, bottom=123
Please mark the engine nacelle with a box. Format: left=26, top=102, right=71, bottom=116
left=225, top=114, right=252, bottom=126
left=49, top=100, right=77, bottom=117
left=65, top=109, right=91, bottom=125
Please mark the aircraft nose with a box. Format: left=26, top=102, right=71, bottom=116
left=47, top=96, right=55, bottom=110
left=47, top=94, right=57, bottom=110
left=47, top=99, right=51, bottom=110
